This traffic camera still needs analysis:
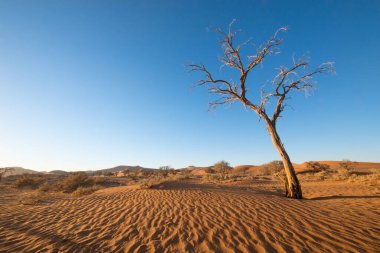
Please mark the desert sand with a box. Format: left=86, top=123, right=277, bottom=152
left=0, top=177, right=379, bottom=253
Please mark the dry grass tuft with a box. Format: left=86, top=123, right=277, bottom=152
left=72, top=185, right=103, bottom=197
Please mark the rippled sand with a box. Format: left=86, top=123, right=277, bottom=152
left=0, top=179, right=379, bottom=252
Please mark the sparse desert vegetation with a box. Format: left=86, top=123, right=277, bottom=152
left=1, top=161, right=379, bottom=252
left=1, top=1, right=379, bottom=252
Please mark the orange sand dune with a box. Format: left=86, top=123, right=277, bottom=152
left=0, top=179, right=379, bottom=252
left=235, top=161, right=380, bottom=173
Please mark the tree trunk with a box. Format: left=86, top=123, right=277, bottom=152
left=265, top=121, right=302, bottom=199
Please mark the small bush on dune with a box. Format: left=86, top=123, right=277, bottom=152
left=329, top=162, right=380, bottom=186
left=206, top=167, right=216, bottom=174
left=332, top=161, right=355, bottom=180
left=138, top=180, right=156, bottom=189
left=336, top=168, right=351, bottom=179
left=158, top=166, right=173, bottom=178
left=14, top=175, right=45, bottom=189
left=92, top=176, right=106, bottom=185
left=58, top=172, right=93, bottom=193
left=178, top=169, right=192, bottom=177
left=138, top=177, right=167, bottom=189
left=204, top=173, right=239, bottom=182
left=213, top=161, right=233, bottom=174
left=305, top=161, right=330, bottom=173
left=172, top=173, right=191, bottom=180
left=232, top=166, right=250, bottom=175
left=38, top=182, right=51, bottom=192
left=258, top=161, right=284, bottom=176
left=338, top=160, right=356, bottom=174
left=72, top=185, right=102, bottom=197
left=201, top=161, right=236, bottom=182
left=137, top=167, right=187, bottom=189
left=369, top=168, right=380, bottom=175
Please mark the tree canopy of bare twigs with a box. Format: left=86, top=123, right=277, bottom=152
left=190, top=20, right=334, bottom=199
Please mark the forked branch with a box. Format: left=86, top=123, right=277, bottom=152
left=267, top=60, right=334, bottom=123
left=189, top=23, right=334, bottom=121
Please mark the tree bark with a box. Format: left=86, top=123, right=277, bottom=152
left=265, top=120, right=302, bottom=199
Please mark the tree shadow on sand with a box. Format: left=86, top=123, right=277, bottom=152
left=308, top=195, right=380, bottom=201
left=154, top=180, right=287, bottom=197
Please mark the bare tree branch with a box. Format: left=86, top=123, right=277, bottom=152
left=189, top=64, right=240, bottom=108
left=267, top=60, right=334, bottom=123
left=190, top=21, right=334, bottom=199
left=189, top=24, right=334, bottom=122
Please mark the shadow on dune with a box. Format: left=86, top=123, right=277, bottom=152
left=153, top=180, right=286, bottom=197
left=155, top=181, right=380, bottom=201
left=308, top=195, right=380, bottom=201
left=1, top=221, right=92, bottom=252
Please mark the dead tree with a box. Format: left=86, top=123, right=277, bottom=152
left=189, top=21, right=334, bottom=199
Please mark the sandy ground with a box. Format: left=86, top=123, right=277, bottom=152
left=0, top=179, right=379, bottom=253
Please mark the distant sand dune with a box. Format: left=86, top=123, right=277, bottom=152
left=0, top=179, right=379, bottom=252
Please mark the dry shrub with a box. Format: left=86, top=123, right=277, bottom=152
left=157, top=166, right=177, bottom=177
left=172, top=173, right=191, bottom=180
left=337, top=168, right=351, bottom=179
left=346, top=170, right=380, bottom=186
left=232, top=166, right=250, bottom=175
left=202, top=161, right=236, bottom=182
left=38, top=182, right=51, bottom=192
left=203, top=173, right=240, bottom=183
left=257, top=161, right=284, bottom=176
left=330, top=165, right=380, bottom=186
left=213, top=161, right=233, bottom=174
left=312, top=170, right=329, bottom=180
left=14, top=175, right=45, bottom=189
left=72, top=185, right=102, bottom=197
left=138, top=168, right=188, bottom=189
left=137, top=169, right=169, bottom=189
left=206, top=167, right=216, bottom=174
left=138, top=177, right=167, bottom=189
left=305, top=161, right=330, bottom=173
left=92, top=176, right=106, bottom=185
left=58, top=172, right=93, bottom=193
left=298, top=170, right=331, bottom=181
left=138, top=180, right=157, bottom=189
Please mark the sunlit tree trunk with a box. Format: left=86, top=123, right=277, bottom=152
left=265, top=119, right=302, bottom=199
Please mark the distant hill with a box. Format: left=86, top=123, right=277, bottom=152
left=0, top=167, right=40, bottom=177
left=2, top=161, right=379, bottom=177
left=1, top=165, right=156, bottom=177
left=179, top=166, right=213, bottom=176
left=47, top=170, right=69, bottom=175
left=92, top=165, right=155, bottom=175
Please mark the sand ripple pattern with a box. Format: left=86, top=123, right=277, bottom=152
left=0, top=180, right=379, bottom=253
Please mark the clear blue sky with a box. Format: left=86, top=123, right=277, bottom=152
left=1, top=0, right=379, bottom=171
